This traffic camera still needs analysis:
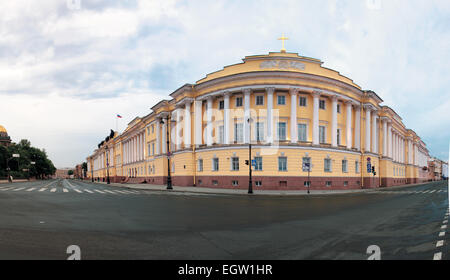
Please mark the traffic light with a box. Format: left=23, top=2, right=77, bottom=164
left=245, top=160, right=249, bottom=165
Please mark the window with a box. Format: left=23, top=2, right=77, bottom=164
left=212, top=158, right=219, bottom=171
left=355, top=161, right=360, bottom=173
left=319, top=126, right=326, bottom=144
left=255, top=181, right=262, bottom=187
left=232, top=180, right=239, bottom=186
left=337, top=129, right=341, bottom=146
left=256, top=122, right=264, bottom=142
left=278, top=157, right=287, bottom=171
left=212, top=180, right=218, bottom=186
left=344, top=181, right=348, bottom=186
left=153, top=165, right=155, bottom=174
left=277, top=95, right=286, bottom=105
left=235, top=97, right=243, bottom=107
left=319, top=100, right=326, bottom=110
left=304, top=181, right=311, bottom=187
left=326, top=181, right=332, bottom=187
left=278, top=122, right=287, bottom=141
left=148, top=144, right=151, bottom=156
left=254, top=156, right=263, bottom=171
left=197, top=159, right=203, bottom=172
left=234, top=123, right=243, bottom=143
left=299, top=96, right=307, bottom=107
left=152, top=143, right=155, bottom=155
left=302, top=157, right=311, bottom=172
left=231, top=157, right=239, bottom=171
left=218, top=125, right=224, bottom=144
left=298, top=124, right=307, bottom=142
left=219, top=100, right=224, bottom=110
left=337, top=104, right=341, bottom=113
left=256, top=95, right=264, bottom=105
left=342, top=159, right=348, bottom=173
left=324, top=158, right=332, bottom=172
left=147, top=127, right=150, bottom=134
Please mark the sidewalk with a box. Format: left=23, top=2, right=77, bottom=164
left=83, top=179, right=446, bottom=196
left=0, top=179, right=30, bottom=184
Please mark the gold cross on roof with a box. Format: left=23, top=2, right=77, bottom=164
left=278, top=34, right=289, bottom=53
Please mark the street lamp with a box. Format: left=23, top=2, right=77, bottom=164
left=247, top=117, right=253, bottom=194
left=161, top=117, right=172, bottom=190
left=105, top=145, right=110, bottom=184
left=6, top=154, right=20, bottom=182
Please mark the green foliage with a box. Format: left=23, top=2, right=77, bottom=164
left=68, top=170, right=74, bottom=176
left=0, top=139, right=56, bottom=179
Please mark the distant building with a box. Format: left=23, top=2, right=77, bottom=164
left=54, top=168, right=71, bottom=179
left=428, top=157, right=446, bottom=181
left=74, top=164, right=83, bottom=179
left=0, top=125, right=12, bottom=147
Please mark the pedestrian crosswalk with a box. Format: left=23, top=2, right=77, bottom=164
left=375, top=189, right=448, bottom=195
left=0, top=185, right=141, bottom=195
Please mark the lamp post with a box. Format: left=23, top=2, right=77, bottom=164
left=247, top=117, right=253, bottom=194
left=105, top=146, right=110, bottom=184
left=6, top=154, right=20, bottom=183
left=161, top=117, right=172, bottom=190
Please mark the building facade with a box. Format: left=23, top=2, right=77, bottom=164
left=86, top=51, right=435, bottom=190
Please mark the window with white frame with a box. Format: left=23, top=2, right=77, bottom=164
left=212, top=158, right=219, bottom=171
left=235, top=97, right=243, bottom=107
left=234, top=123, right=243, bottom=143
left=277, top=95, right=286, bottom=105
left=256, top=95, right=264, bottom=106
left=324, top=158, right=332, bottom=172
left=278, top=122, right=287, bottom=141
left=298, top=123, right=307, bottom=142
left=152, top=143, right=155, bottom=155
left=337, top=104, right=341, bottom=113
left=302, top=157, right=311, bottom=172
left=278, top=157, right=287, bottom=171
left=254, top=156, right=263, bottom=171
left=319, top=100, right=326, bottom=110
left=197, top=159, right=203, bottom=172
left=342, top=159, right=348, bottom=173
left=256, top=122, right=264, bottom=142
left=231, top=157, right=239, bottom=171
left=219, top=100, right=224, bottom=110
left=299, top=96, right=307, bottom=107
left=319, top=126, right=326, bottom=144
left=355, top=161, right=360, bottom=173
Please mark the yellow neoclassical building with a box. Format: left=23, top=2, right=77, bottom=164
left=86, top=50, right=431, bottom=190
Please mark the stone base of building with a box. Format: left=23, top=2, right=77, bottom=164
left=88, top=176, right=431, bottom=190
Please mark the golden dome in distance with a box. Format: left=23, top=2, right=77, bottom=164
left=0, top=125, right=6, bottom=133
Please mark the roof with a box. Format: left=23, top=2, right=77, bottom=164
left=0, top=125, right=7, bottom=133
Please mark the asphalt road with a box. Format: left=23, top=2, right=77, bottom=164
left=0, top=179, right=448, bottom=260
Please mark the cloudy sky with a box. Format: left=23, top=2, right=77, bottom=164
left=0, top=0, right=449, bottom=168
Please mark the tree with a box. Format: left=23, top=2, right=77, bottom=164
left=68, top=170, right=74, bottom=176
left=82, top=162, right=88, bottom=178
left=0, top=139, right=56, bottom=179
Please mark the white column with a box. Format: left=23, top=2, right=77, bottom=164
left=176, top=109, right=182, bottom=150
left=267, top=87, right=274, bottom=144
left=290, top=88, right=298, bottom=143
left=355, top=105, right=361, bottom=150
left=346, top=101, right=352, bottom=149
left=244, top=89, right=251, bottom=143
left=365, top=106, right=371, bottom=153
left=184, top=101, right=191, bottom=148
left=382, top=119, right=387, bottom=157
left=156, top=120, right=161, bottom=155
left=206, top=97, right=213, bottom=146
left=224, top=93, right=230, bottom=145
left=372, top=113, right=377, bottom=153
left=312, top=92, right=320, bottom=145
left=331, top=96, right=338, bottom=147
left=388, top=126, right=392, bottom=158
left=194, top=100, right=202, bottom=146
left=162, top=118, right=167, bottom=154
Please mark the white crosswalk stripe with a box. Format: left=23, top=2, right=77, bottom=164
left=94, top=189, right=105, bottom=194
left=13, top=187, right=25, bottom=191
left=26, top=188, right=36, bottom=192
left=83, top=189, right=94, bottom=193
left=50, top=188, right=56, bottom=192
left=63, top=188, right=69, bottom=193
left=73, top=189, right=82, bottom=193
left=39, top=188, right=47, bottom=192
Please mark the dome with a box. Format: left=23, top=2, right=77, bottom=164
left=0, top=125, right=6, bottom=133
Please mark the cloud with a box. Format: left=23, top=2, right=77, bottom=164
left=0, top=0, right=449, bottom=167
